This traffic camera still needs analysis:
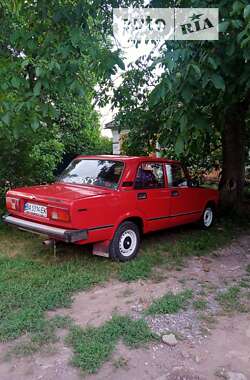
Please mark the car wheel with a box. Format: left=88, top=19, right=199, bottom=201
left=109, top=221, right=140, bottom=262
left=200, top=206, right=214, bottom=229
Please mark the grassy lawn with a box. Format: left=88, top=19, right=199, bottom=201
left=66, top=315, right=156, bottom=373
left=144, top=289, right=193, bottom=315
left=0, top=215, right=249, bottom=344
left=0, top=223, right=117, bottom=341
left=216, top=266, right=250, bottom=313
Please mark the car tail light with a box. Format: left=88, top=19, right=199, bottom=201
left=6, top=197, right=20, bottom=211
left=50, top=207, right=70, bottom=222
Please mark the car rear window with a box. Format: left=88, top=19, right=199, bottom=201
left=57, top=159, right=124, bottom=189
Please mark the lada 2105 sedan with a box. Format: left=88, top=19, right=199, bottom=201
left=3, top=156, right=219, bottom=261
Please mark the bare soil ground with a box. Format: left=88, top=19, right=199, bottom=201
left=0, top=234, right=250, bottom=380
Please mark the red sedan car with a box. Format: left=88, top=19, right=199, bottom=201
left=3, top=155, right=219, bottom=261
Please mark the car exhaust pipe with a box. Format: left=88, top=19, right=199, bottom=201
left=43, top=239, right=55, bottom=247
left=43, top=239, right=57, bottom=257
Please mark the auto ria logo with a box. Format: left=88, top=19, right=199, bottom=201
left=113, top=8, right=219, bottom=43
left=180, top=12, right=215, bottom=36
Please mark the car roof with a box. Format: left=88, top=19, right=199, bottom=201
left=76, top=155, right=180, bottom=164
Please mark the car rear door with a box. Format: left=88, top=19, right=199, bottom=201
left=165, top=163, right=202, bottom=225
left=134, top=161, right=171, bottom=231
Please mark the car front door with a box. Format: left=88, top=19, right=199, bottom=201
left=165, top=163, right=201, bottom=225
left=134, top=162, right=171, bottom=231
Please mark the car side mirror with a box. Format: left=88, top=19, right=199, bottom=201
left=187, top=179, right=199, bottom=187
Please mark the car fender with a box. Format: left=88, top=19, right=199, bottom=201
left=112, top=211, right=146, bottom=237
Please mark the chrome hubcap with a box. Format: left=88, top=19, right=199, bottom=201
left=204, top=208, right=213, bottom=227
left=119, top=230, right=137, bottom=257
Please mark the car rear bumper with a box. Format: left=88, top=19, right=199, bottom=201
left=2, top=215, right=88, bottom=243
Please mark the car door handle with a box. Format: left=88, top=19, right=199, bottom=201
left=137, top=192, right=147, bottom=200
left=171, top=190, right=180, bottom=197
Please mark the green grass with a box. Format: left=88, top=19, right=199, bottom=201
left=0, top=223, right=118, bottom=341
left=118, top=220, right=241, bottom=282
left=193, top=299, right=208, bottom=311
left=198, top=313, right=217, bottom=325
left=66, top=315, right=157, bottom=374
left=145, top=289, right=193, bottom=315
left=0, top=215, right=249, bottom=342
left=216, top=286, right=242, bottom=311
left=239, top=277, right=250, bottom=288
left=112, top=356, right=128, bottom=369
left=118, top=246, right=165, bottom=281
left=7, top=332, right=59, bottom=358
left=6, top=315, right=73, bottom=358
left=216, top=264, right=250, bottom=313
left=0, top=253, right=115, bottom=341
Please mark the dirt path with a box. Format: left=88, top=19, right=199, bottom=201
left=87, top=314, right=250, bottom=380
left=0, top=234, right=250, bottom=380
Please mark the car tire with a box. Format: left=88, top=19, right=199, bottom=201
left=109, top=221, right=140, bottom=262
left=200, top=205, right=215, bottom=229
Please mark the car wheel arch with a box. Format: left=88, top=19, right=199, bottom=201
left=114, top=215, right=144, bottom=237
left=204, top=200, right=217, bottom=212
left=122, top=216, right=144, bottom=236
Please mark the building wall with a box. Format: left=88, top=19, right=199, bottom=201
left=111, top=129, right=129, bottom=155
left=112, top=129, right=120, bottom=155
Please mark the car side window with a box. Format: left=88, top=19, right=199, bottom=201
left=135, top=162, right=165, bottom=189
left=166, top=164, right=188, bottom=187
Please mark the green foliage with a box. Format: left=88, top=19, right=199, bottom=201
left=66, top=315, right=156, bottom=373
left=57, top=97, right=112, bottom=157
left=0, top=96, right=112, bottom=204
left=145, top=290, right=193, bottom=315
left=0, top=0, right=123, bottom=131
left=0, top=0, right=116, bottom=201
left=0, top=123, right=64, bottom=203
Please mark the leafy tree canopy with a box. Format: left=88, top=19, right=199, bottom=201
left=0, top=0, right=125, bottom=199
left=110, top=0, right=250, bottom=208
left=0, top=0, right=127, bottom=131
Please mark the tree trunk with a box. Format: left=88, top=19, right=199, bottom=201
left=219, top=104, right=246, bottom=211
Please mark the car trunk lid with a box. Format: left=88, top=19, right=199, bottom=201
left=8, top=183, right=111, bottom=203
left=6, top=183, right=111, bottom=227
